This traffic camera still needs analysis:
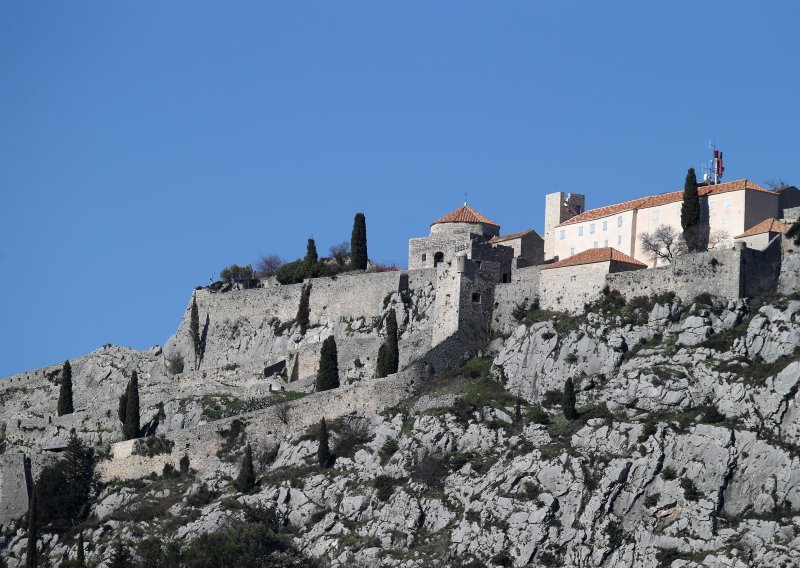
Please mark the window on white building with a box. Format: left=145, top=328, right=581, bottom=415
left=725, top=197, right=732, bottom=208
left=617, top=235, right=622, bottom=245
left=602, top=220, right=608, bottom=231
left=593, top=241, right=598, bottom=248
left=709, top=202, right=715, bottom=211
left=652, top=211, right=659, bottom=221
left=721, top=217, right=727, bottom=226
left=604, top=239, right=608, bottom=247
left=559, top=229, right=565, bottom=240
left=617, top=216, right=623, bottom=227
left=570, top=247, right=575, bottom=256
left=578, top=227, right=584, bottom=236
left=590, top=224, right=596, bottom=234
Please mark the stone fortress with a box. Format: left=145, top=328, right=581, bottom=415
left=2, top=169, right=800, bottom=566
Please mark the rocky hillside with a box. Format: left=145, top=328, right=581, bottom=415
left=3, top=289, right=800, bottom=567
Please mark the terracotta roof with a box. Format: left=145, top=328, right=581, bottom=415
left=542, top=247, right=647, bottom=270
left=558, top=179, right=772, bottom=227
left=489, top=229, right=536, bottom=244
left=432, top=204, right=499, bottom=227
left=735, top=218, right=791, bottom=238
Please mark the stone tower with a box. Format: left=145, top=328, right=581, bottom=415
left=543, top=191, right=586, bottom=261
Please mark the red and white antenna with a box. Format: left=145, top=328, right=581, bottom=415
left=703, top=141, right=725, bottom=184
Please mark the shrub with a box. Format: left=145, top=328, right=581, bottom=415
left=165, top=354, right=185, bottom=375
left=644, top=493, right=660, bottom=508
left=133, top=435, right=175, bottom=458
left=379, top=438, right=399, bottom=465
left=220, top=264, right=256, bottom=288
left=490, top=551, right=513, bottom=567
left=680, top=477, right=700, bottom=501
left=693, top=292, right=713, bottom=306
left=661, top=467, right=677, bottom=480
left=525, top=406, right=550, bottom=425
left=187, top=482, right=218, bottom=508
left=411, top=455, right=447, bottom=490
left=373, top=475, right=399, bottom=502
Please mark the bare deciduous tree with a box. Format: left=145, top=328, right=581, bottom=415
left=639, top=225, right=686, bottom=264
left=255, top=254, right=284, bottom=278
left=329, top=241, right=351, bottom=267
left=764, top=179, right=789, bottom=190
left=707, top=229, right=731, bottom=250
left=274, top=401, right=291, bottom=426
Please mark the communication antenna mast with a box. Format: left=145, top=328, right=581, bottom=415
left=702, top=140, right=725, bottom=185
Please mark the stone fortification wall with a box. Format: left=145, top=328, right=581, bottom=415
left=0, top=454, right=28, bottom=527
left=492, top=267, right=541, bottom=334
left=539, top=262, right=612, bottom=313
left=307, top=271, right=406, bottom=327
left=98, top=331, right=476, bottom=482
left=604, top=243, right=780, bottom=303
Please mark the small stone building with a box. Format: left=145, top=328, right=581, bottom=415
left=489, top=229, right=544, bottom=267
left=735, top=218, right=791, bottom=250
left=539, top=247, right=646, bottom=313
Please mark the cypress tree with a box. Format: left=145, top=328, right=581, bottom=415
left=562, top=377, right=577, bottom=420
left=681, top=168, right=701, bottom=250
left=117, top=391, right=127, bottom=425
left=189, top=296, right=200, bottom=366
left=76, top=532, right=85, bottom=567
left=57, top=360, right=74, bottom=416
left=376, top=309, right=399, bottom=378
left=317, top=418, right=332, bottom=468
left=316, top=336, right=340, bottom=391
left=234, top=443, right=255, bottom=493
left=122, top=372, right=140, bottom=440
left=26, top=484, right=37, bottom=568
left=351, top=213, right=368, bottom=270
left=514, top=397, right=522, bottom=427
left=305, top=238, right=318, bottom=265
left=296, top=283, right=312, bottom=334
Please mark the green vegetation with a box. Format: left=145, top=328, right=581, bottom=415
left=57, top=360, right=74, bottom=416
left=317, top=418, right=332, bottom=468
left=35, top=431, right=95, bottom=532
left=296, top=283, right=312, bottom=335
left=512, top=300, right=580, bottom=333
left=372, top=475, right=402, bottom=502
left=234, top=443, right=256, bottom=493
left=379, top=437, right=399, bottom=465
left=681, top=167, right=701, bottom=251
left=562, top=377, right=577, bottom=420
left=120, top=371, right=141, bottom=440
left=316, top=336, right=340, bottom=392
left=680, top=477, right=700, bottom=501
left=201, top=392, right=305, bottom=421
left=376, top=309, right=399, bottom=378
left=165, top=354, right=185, bottom=375
left=189, top=296, right=200, bottom=364
left=132, top=435, right=175, bottom=458
left=351, top=212, right=368, bottom=270
left=219, top=264, right=256, bottom=288
left=109, top=538, right=133, bottom=568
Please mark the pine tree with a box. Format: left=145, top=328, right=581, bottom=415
left=375, top=309, right=399, bottom=378
left=189, top=296, right=200, bottom=367
left=351, top=212, right=368, bottom=270
left=562, top=377, right=577, bottom=420
left=681, top=168, right=701, bottom=250
left=317, top=418, right=332, bottom=468
left=122, top=372, right=140, bottom=440
left=108, top=539, right=132, bottom=568
left=296, top=283, right=312, bottom=334
left=234, top=443, right=255, bottom=493
left=305, top=238, right=318, bottom=265
left=63, top=430, right=95, bottom=525
left=76, top=532, right=85, bottom=567
left=316, top=336, right=340, bottom=391
left=26, top=484, right=37, bottom=568
left=57, top=360, right=74, bottom=416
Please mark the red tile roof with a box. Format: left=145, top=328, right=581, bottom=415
left=432, top=204, right=500, bottom=227
left=488, top=229, right=536, bottom=244
left=542, top=247, right=647, bottom=270
left=558, top=179, right=772, bottom=227
left=735, top=218, right=791, bottom=238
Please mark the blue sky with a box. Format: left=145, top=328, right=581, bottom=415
left=1, top=2, right=799, bottom=377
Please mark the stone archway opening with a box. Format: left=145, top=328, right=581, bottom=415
left=434, top=251, right=444, bottom=267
